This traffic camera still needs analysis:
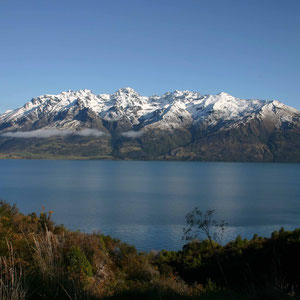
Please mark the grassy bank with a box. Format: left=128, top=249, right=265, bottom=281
left=0, top=201, right=298, bottom=299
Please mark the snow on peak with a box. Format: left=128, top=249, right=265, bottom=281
left=217, top=92, right=232, bottom=97
left=113, top=87, right=138, bottom=96
left=0, top=88, right=299, bottom=132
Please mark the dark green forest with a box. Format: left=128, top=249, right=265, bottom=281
left=0, top=201, right=299, bottom=299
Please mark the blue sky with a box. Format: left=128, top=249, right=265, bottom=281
left=0, top=0, right=300, bottom=112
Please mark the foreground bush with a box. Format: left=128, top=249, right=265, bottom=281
left=0, top=201, right=298, bottom=299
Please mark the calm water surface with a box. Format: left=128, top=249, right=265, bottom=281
left=0, top=160, right=300, bottom=251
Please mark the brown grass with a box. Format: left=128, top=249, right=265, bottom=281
left=0, top=240, right=26, bottom=300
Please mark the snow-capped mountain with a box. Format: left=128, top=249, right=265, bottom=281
left=0, top=88, right=300, bottom=162
left=1, top=87, right=299, bottom=132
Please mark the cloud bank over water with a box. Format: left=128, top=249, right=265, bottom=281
left=1, top=129, right=106, bottom=138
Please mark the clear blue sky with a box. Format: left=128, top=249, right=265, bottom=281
left=1, top=0, right=300, bottom=112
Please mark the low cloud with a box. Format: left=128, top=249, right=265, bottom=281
left=121, top=130, right=144, bottom=138
left=1, top=129, right=72, bottom=138
left=75, top=128, right=106, bottom=137
left=1, top=128, right=106, bottom=138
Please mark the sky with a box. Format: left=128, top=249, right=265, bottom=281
left=0, top=0, right=300, bottom=113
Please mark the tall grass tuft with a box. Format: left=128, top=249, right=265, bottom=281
left=0, top=240, right=26, bottom=300
left=30, top=229, right=91, bottom=299
left=32, top=228, right=63, bottom=280
left=30, top=228, right=71, bottom=299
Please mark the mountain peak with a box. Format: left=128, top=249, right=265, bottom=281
left=217, top=92, right=233, bottom=97
left=1, top=88, right=300, bottom=162
left=115, top=87, right=137, bottom=95
left=59, top=89, right=93, bottom=96
left=1, top=88, right=299, bottom=136
left=79, top=89, right=92, bottom=93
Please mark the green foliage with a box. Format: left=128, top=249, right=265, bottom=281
left=182, top=249, right=202, bottom=270
left=67, top=246, right=93, bottom=281
left=0, top=201, right=299, bottom=299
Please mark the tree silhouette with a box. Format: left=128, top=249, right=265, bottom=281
left=183, top=208, right=228, bottom=285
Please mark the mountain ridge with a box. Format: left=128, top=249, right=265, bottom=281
left=0, top=88, right=300, bottom=162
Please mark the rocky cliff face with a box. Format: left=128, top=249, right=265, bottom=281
left=1, top=88, right=300, bottom=161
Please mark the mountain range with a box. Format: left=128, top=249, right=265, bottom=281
left=0, top=87, right=300, bottom=162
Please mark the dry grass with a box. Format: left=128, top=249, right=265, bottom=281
left=0, top=240, right=26, bottom=300
left=32, top=229, right=63, bottom=281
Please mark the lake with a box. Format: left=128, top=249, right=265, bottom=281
left=0, top=159, right=300, bottom=251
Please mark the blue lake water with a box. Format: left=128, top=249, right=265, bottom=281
left=0, top=160, right=300, bottom=251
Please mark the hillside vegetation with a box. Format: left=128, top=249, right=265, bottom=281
left=0, top=201, right=298, bottom=299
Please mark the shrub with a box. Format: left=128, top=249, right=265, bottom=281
left=67, top=246, right=93, bottom=284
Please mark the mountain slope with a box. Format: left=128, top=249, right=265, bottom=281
left=0, top=88, right=300, bottom=161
